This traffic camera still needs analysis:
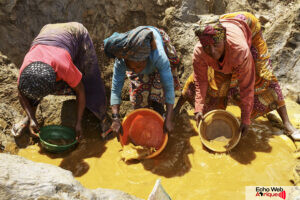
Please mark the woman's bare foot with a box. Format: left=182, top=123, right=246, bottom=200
left=284, top=121, right=297, bottom=133
left=276, top=105, right=300, bottom=140
left=11, top=117, right=29, bottom=137
left=284, top=122, right=300, bottom=140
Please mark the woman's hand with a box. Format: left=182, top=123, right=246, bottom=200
left=111, top=119, right=123, bottom=136
left=163, top=117, right=174, bottom=133
left=75, top=121, right=83, bottom=141
left=239, top=123, right=249, bottom=136
left=195, top=112, right=203, bottom=127
left=29, top=118, right=39, bottom=137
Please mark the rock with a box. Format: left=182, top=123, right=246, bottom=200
left=258, top=15, right=270, bottom=25
left=291, top=160, right=300, bottom=186
left=0, top=119, right=7, bottom=130
left=0, top=153, right=142, bottom=200
left=0, top=0, right=173, bottom=67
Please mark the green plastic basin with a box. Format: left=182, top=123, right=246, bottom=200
left=39, top=125, right=78, bottom=153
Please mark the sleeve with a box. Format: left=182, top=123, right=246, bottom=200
left=182, top=73, right=194, bottom=96
left=151, top=33, right=175, bottom=104
left=237, top=49, right=255, bottom=125
left=193, top=45, right=209, bottom=114
left=110, top=59, right=126, bottom=105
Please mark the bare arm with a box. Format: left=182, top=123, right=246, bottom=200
left=18, top=90, right=39, bottom=136
left=164, top=103, right=174, bottom=133
left=73, top=81, right=86, bottom=140
left=111, top=104, right=123, bottom=136
left=111, top=104, right=120, bottom=116
left=18, top=90, right=37, bottom=122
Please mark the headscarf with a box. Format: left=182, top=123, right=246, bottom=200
left=103, top=26, right=153, bottom=62
left=194, top=20, right=226, bottom=47
left=19, top=61, right=56, bottom=100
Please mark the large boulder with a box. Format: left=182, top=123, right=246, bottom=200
left=0, top=153, right=142, bottom=200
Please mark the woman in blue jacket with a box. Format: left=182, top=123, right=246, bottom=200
left=103, top=26, right=181, bottom=135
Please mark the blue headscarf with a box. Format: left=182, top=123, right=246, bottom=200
left=103, top=26, right=153, bottom=62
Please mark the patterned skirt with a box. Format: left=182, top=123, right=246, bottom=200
left=126, top=29, right=181, bottom=109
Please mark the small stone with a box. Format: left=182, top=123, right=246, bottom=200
left=0, top=118, right=7, bottom=129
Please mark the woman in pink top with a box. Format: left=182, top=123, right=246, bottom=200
left=176, top=12, right=299, bottom=139
left=14, top=22, right=106, bottom=140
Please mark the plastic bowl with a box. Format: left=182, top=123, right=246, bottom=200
left=198, top=109, right=241, bottom=152
left=120, top=108, right=168, bottom=159
left=39, top=125, right=78, bottom=153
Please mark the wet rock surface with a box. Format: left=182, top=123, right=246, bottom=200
left=0, top=153, right=141, bottom=200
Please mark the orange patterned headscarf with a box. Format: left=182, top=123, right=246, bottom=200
left=194, top=22, right=225, bottom=47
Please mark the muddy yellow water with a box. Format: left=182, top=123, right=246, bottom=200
left=18, top=100, right=300, bottom=200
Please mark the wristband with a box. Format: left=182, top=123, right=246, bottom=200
left=112, top=113, right=120, bottom=119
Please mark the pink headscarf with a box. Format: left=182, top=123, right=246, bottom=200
left=194, top=22, right=226, bottom=47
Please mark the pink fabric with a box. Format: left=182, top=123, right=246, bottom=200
left=193, top=19, right=255, bottom=125
left=18, top=44, right=82, bottom=88
left=198, top=24, right=225, bottom=47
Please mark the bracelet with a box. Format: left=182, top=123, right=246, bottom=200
left=112, top=113, right=120, bottom=119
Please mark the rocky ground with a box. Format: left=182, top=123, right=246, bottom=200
left=0, top=0, right=300, bottom=199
